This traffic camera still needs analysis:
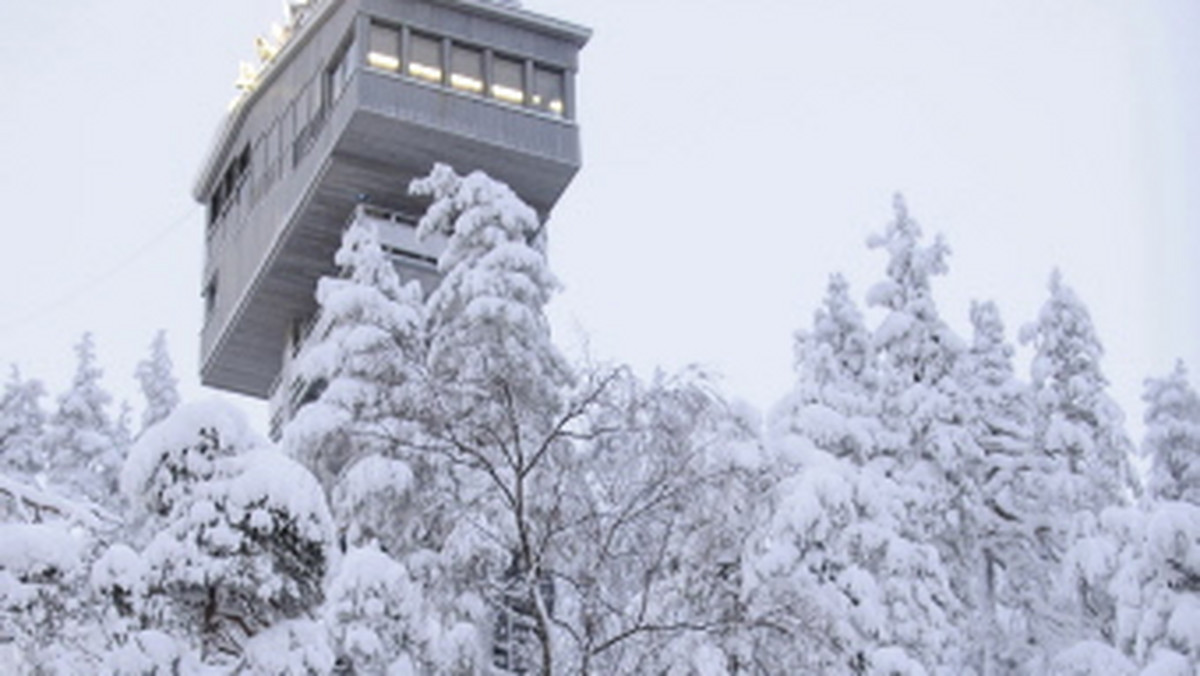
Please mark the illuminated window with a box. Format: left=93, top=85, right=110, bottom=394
left=367, top=24, right=400, bottom=71
left=491, top=55, right=524, bottom=104
left=532, top=66, right=565, bottom=116
left=409, top=33, right=443, bottom=83
left=450, top=44, right=484, bottom=93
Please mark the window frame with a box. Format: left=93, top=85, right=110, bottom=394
left=407, top=31, right=444, bottom=83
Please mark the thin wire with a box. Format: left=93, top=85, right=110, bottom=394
left=0, top=207, right=199, bottom=336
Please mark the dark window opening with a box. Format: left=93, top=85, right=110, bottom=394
left=328, top=38, right=354, bottom=105
left=203, top=275, right=218, bottom=321
left=207, top=145, right=251, bottom=233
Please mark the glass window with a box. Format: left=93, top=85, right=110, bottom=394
left=329, top=42, right=353, bottom=102
left=204, top=275, right=218, bottom=319
left=491, top=55, right=524, bottom=104
left=532, top=66, right=565, bottom=116
left=269, top=120, right=282, bottom=179
left=281, top=101, right=295, bottom=166
left=367, top=24, right=400, bottom=71
left=263, top=121, right=276, bottom=181
left=450, top=44, right=484, bottom=93
left=298, top=80, right=314, bottom=127
left=409, top=33, right=443, bottom=83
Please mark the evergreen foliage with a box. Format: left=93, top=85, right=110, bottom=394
left=1, top=184, right=1195, bottom=674
left=0, top=366, right=47, bottom=478
left=43, top=333, right=126, bottom=510
left=134, top=330, right=180, bottom=434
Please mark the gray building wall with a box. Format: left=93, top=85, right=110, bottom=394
left=195, top=0, right=587, bottom=399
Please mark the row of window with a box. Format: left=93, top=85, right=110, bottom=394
left=207, top=19, right=573, bottom=235
left=207, top=63, right=329, bottom=232
left=208, top=146, right=251, bottom=227
left=366, top=22, right=568, bottom=117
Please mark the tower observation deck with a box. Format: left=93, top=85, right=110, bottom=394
left=194, top=0, right=589, bottom=414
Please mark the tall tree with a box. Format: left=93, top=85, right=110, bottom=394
left=1021, top=270, right=1137, bottom=514
left=865, top=194, right=958, bottom=399
left=283, top=217, right=427, bottom=494
left=865, top=195, right=973, bottom=670
left=0, top=365, right=47, bottom=479
left=1021, top=271, right=1139, bottom=658
left=748, top=244, right=964, bottom=674
left=769, top=273, right=880, bottom=466
left=1115, top=363, right=1200, bottom=671
left=44, top=333, right=125, bottom=509
left=1141, top=361, right=1200, bottom=504
left=405, top=164, right=576, bottom=674
left=134, top=331, right=180, bottom=434
left=957, top=300, right=1060, bottom=673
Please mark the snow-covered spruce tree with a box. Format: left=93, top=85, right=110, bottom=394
left=0, top=365, right=48, bottom=479
left=283, top=217, right=427, bottom=494
left=1113, top=363, right=1200, bottom=672
left=117, top=400, right=335, bottom=669
left=402, top=164, right=578, bottom=674
left=1049, top=363, right=1200, bottom=673
left=1020, top=271, right=1139, bottom=656
left=749, top=422, right=965, bottom=675
left=865, top=194, right=958, bottom=403
left=133, top=330, right=180, bottom=435
left=954, top=300, right=1062, bottom=673
left=865, top=194, right=976, bottom=670
left=281, top=219, right=446, bottom=676
left=1021, top=270, right=1137, bottom=515
left=769, top=273, right=880, bottom=466
left=747, top=263, right=961, bottom=674
left=1142, top=361, right=1200, bottom=505
left=43, top=333, right=126, bottom=510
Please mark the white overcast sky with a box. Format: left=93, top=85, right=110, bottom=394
left=0, top=0, right=1196, bottom=439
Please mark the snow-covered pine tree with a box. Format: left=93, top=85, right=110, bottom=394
left=281, top=219, right=448, bottom=676
left=1115, top=363, right=1200, bottom=671
left=134, top=330, right=180, bottom=434
left=1021, top=270, right=1137, bottom=514
left=1141, top=361, right=1200, bottom=505
left=769, top=273, right=880, bottom=466
left=956, top=300, right=1061, bottom=672
left=863, top=194, right=973, bottom=670
left=0, top=365, right=47, bottom=479
left=864, top=195, right=973, bottom=557
left=750, top=273, right=886, bottom=672
left=283, top=217, right=427, bottom=494
left=748, top=256, right=962, bottom=674
left=117, top=400, right=335, bottom=668
left=865, top=194, right=958, bottom=401
left=405, top=164, right=576, bottom=674
left=1021, top=271, right=1140, bottom=659
left=44, top=333, right=126, bottom=510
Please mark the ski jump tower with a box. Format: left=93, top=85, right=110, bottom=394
left=193, top=0, right=589, bottom=434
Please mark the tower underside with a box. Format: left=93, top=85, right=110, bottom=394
left=195, top=0, right=587, bottom=402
